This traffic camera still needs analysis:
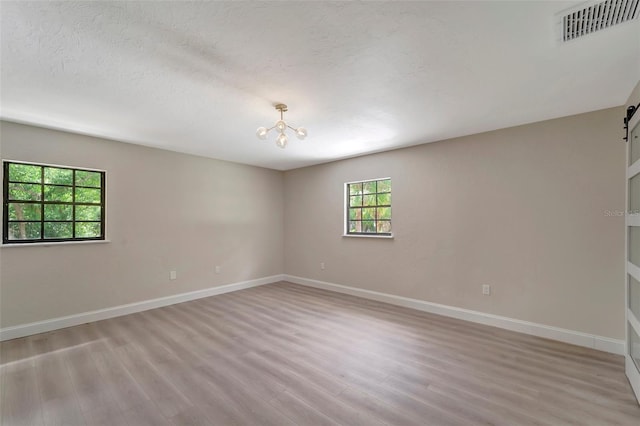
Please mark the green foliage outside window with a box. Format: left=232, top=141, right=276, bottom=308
left=3, top=161, right=105, bottom=243
left=347, top=178, right=391, bottom=235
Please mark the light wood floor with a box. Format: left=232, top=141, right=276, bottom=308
left=1, top=282, right=639, bottom=426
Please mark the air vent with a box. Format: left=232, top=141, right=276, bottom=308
left=558, top=0, right=639, bottom=42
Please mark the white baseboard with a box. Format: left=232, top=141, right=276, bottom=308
left=0, top=274, right=285, bottom=342
left=3, top=273, right=625, bottom=356
left=285, top=275, right=625, bottom=356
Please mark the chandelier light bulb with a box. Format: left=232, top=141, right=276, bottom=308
left=256, top=104, right=306, bottom=149
left=275, top=120, right=287, bottom=133
left=295, top=127, right=307, bottom=140
left=276, top=133, right=288, bottom=149
left=256, top=127, right=268, bottom=140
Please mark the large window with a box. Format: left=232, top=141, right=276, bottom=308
left=346, top=178, right=391, bottom=236
left=3, top=161, right=105, bottom=244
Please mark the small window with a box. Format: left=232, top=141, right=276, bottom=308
left=346, top=178, right=391, bottom=236
left=3, top=161, right=105, bottom=244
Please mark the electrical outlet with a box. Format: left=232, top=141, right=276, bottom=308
left=170, top=270, right=177, bottom=280
left=215, top=265, right=221, bottom=274
left=320, top=262, right=325, bottom=270
left=482, top=284, right=491, bottom=295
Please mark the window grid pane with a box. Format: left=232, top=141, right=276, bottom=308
left=631, top=326, right=640, bottom=372
left=631, top=227, right=640, bottom=268
left=3, top=162, right=105, bottom=244
left=347, top=179, right=391, bottom=235
left=630, top=275, right=640, bottom=323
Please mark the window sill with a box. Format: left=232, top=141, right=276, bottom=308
left=1, top=240, right=111, bottom=248
left=342, top=234, right=394, bottom=239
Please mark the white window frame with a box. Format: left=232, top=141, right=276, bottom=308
left=343, top=177, right=393, bottom=239
left=2, top=159, right=108, bottom=246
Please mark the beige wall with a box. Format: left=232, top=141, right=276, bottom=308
left=0, top=121, right=284, bottom=327
left=284, top=107, right=627, bottom=339
left=2, top=91, right=636, bottom=339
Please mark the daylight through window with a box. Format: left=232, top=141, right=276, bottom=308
left=346, top=178, right=391, bottom=235
left=3, top=161, right=105, bottom=244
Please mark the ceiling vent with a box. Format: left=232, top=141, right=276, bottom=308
left=558, top=0, right=639, bottom=42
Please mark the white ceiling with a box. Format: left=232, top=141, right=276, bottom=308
left=1, top=1, right=639, bottom=171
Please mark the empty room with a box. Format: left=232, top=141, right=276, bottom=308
left=1, top=1, right=640, bottom=425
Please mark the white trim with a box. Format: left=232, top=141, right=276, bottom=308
left=630, top=261, right=640, bottom=283
left=284, top=275, right=624, bottom=355
left=342, top=234, right=394, bottom=239
left=1, top=240, right=111, bottom=248
left=2, top=159, right=109, bottom=244
left=344, top=177, right=392, bottom=236
left=629, top=109, right=640, bottom=136
left=629, top=115, right=640, bottom=175
left=626, top=356, right=640, bottom=404
left=627, top=108, right=640, bottom=405
left=628, top=160, right=640, bottom=179
left=629, top=309, right=640, bottom=338
left=0, top=274, right=285, bottom=341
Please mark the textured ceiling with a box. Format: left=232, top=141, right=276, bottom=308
left=1, top=1, right=639, bottom=170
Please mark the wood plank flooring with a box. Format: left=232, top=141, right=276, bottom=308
left=1, top=281, right=639, bottom=425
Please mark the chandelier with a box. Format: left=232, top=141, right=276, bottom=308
left=256, top=104, right=307, bottom=148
